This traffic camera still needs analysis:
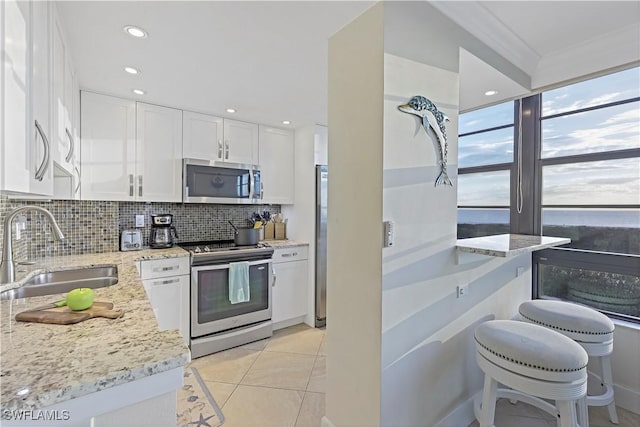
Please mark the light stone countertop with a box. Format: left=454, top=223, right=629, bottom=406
left=0, top=247, right=191, bottom=415
left=263, top=239, right=309, bottom=249
left=456, top=234, right=570, bottom=257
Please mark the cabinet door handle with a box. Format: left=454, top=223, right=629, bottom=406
left=74, top=166, right=81, bottom=194
left=152, top=278, right=180, bottom=286
left=34, top=120, right=50, bottom=181
left=272, top=265, right=277, bottom=287
left=138, top=175, right=143, bottom=197
left=129, top=174, right=134, bottom=196
left=225, top=140, right=229, bottom=160
left=65, top=128, right=74, bottom=162
left=153, top=266, right=178, bottom=272
left=218, top=139, right=223, bottom=159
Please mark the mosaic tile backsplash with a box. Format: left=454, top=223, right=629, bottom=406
left=0, top=193, right=280, bottom=262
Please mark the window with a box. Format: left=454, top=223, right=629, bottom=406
left=457, top=101, right=514, bottom=238
left=535, top=67, right=640, bottom=322
left=457, top=66, right=640, bottom=322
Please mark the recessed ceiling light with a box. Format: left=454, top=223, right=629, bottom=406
left=226, top=108, right=236, bottom=113
left=484, top=90, right=498, bottom=96
left=124, top=66, right=140, bottom=75
left=282, top=120, right=291, bottom=125
left=132, top=89, right=145, bottom=95
left=124, top=25, right=148, bottom=38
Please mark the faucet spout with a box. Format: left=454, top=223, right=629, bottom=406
left=1, top=206, right=65, bottom=284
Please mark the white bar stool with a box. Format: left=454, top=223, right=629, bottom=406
left=475, top=320, right=589, bottom=427
left=519, top=300, right=618, bottom=424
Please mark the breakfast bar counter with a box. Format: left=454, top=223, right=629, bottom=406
left=0, top=247, right=190, bottom=424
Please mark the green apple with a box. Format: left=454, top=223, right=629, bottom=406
left=66, top=288, right=95, bottom=311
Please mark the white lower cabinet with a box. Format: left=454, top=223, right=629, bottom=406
left=138, top=257, right=190, bottom=345
left=272, top=246, right=308, bottom=329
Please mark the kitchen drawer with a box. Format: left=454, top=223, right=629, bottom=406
left=272, top=246, right=308, bottom=263
left=139, top=257, right=190, bottom=280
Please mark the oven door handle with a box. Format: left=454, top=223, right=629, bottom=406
left=191, top=258, right=272, bottom=273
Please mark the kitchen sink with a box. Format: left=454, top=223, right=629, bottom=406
left=0, top=266, right=118, bottom=300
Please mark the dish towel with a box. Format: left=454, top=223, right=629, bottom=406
left=228, top=261, right=250, bottom=304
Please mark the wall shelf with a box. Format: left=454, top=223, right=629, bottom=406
left=456, top=234, right=570, bottom=262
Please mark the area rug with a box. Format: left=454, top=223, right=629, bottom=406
left=177, top=366, right=225, bottom=427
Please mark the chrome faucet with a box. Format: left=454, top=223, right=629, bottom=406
left=1, top=206, right=65, bottom=283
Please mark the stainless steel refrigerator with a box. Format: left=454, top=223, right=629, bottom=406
left=315, top=165, right=328, bottom=327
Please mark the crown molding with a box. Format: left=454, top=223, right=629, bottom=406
left=430, top=1, right=540, bottom=75
left=532, top=23, right=640, bottom=89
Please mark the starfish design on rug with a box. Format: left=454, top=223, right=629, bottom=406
left=188, top=413, right=215, bottom=427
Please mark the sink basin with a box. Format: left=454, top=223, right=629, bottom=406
left=0, top=266, right=118, bottom=300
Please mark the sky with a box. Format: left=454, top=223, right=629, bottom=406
left=458, top=67, right=640, bottom=207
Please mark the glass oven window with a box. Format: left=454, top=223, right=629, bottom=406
left=196, top=263, right=269, bottom=324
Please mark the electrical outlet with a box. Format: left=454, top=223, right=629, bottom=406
left=516, top=267, right=525, bottom=277
left=135, top=215, right=145, bottom=228
left=457, top=284, right=469, bottom=299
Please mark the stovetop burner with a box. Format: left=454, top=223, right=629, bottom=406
left=179, top=240, right=273, bottom=265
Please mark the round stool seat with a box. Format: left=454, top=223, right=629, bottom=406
left=474, top=320, right=589, bottom=427
left=519, top=300, right=614, bottom=343
left=475, top=320, right=588, bottom=382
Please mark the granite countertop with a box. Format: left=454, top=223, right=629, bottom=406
left=456, top=234, right=570, bottom=257
left=263, top=239, right=309, bottom=249
left=0, top=247, right=191, bottom=415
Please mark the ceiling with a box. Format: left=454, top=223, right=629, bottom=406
left=58, top=1, right=640, bottom=128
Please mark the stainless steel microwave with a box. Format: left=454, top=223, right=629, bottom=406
left=183, top=159, right=262, bottom=204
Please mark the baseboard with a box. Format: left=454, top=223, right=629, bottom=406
left=320, top=415, right=336, bottom=427
left=273, top=316, right=306, bottom=331
left=588, top=370, right=640, bottom=415
left=434, top=394, right=476, bottom=427
left=613, top=383, right=640, bottom=415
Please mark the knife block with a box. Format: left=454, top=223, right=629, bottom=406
left=264, top=222, right=275, bottom=240
left=274, top=223, right=286, bottom=240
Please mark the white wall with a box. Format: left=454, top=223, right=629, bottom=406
left=379, top=51, right=534, bottom=427
left=325, top=3, right=384, bottom=426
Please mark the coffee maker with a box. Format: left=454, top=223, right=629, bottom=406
left=150, top=214, right=178, bottom=248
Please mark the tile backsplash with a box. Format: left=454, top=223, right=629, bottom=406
left=0, top=193, right=279, bottom=262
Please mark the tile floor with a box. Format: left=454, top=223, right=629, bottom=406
left=187, top=323, right=639, bottom=427
left=188, top=323, right=325, bottom=427
left=468, top=398, right=640, bottom=427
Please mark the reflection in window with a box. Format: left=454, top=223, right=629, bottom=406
left=542, top=101, right=640, bottom=158
left=458, top=171, right=510, bottom=206
left=543, top=208, right=640, bottom=255
left=459, top=127, right=514, bottom=168
left=542, top=67, right=640, bottom=117
left=457, top=208, right=509, bottom=238
left=542, top=158, right=640, bottom=206
left=539, top=264, right=640, bottom=319
left=458, top=101, right=514, bottom=135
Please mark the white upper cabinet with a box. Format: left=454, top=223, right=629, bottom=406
left=51, top=8, right=74, bottom=175
left=81, top=93, right=182, bottom=203
left=182, top=113, right=258, bottom=165
left=259, top=126, right=294, bottom=204
left=223, top=119, right=259, bottom=165
left=182, top=111, right=223, bottom=161
left=80, top=92, right=136, bottom=201
left=1, top=0, right=53, bottom=196
left=136, top=102, right=183, bottom=202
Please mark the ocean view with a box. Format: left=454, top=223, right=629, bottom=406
left=458, top=208, right=640, bottom=228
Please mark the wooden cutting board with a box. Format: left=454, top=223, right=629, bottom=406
left=16, top=302, right=124, bottom=325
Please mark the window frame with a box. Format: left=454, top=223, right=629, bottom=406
left=457, top=66, right=640, bottom=323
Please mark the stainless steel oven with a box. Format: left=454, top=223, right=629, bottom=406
left=182, top=241, right=274, bottom=358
